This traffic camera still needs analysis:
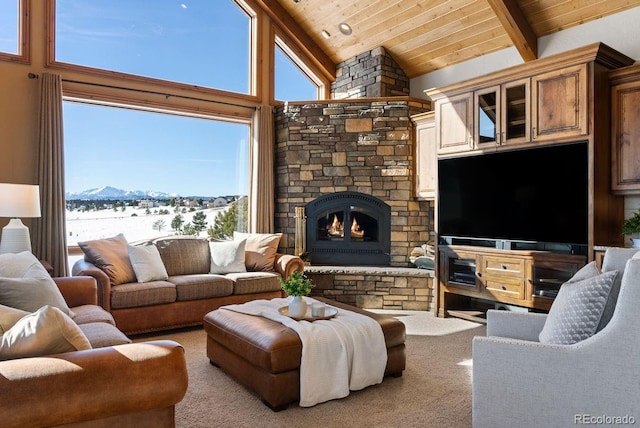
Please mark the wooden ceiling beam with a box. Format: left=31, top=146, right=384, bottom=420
left=252, top=0, right=336, bottom=81
left=485, top=0, right=537, bottom=62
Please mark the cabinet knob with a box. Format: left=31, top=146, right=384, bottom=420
left=501, top=285, right=507, bottom=290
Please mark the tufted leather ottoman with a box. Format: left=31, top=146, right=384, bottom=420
left=203, top=297, right=406, bottom=411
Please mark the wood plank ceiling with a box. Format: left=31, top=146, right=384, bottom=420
left=272, top=0, right=640, bottom=79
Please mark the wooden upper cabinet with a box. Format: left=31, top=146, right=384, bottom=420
left=531, top=64, right=588, bottom=142
left=412, top=112, right=437, bottom=200
left=611, top=77, right=640, bottom=194
left=475, top=85, right=501, bottom=150
left=501, top=78, right=530, bottom=145
left=435, top=93, right=473, bottom=155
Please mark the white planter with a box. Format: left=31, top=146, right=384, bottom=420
left=288, top=296, right=308, bottom=318
left=632, top=238, right=640, bottom=249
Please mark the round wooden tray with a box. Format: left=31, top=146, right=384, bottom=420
left=278, top=306, right=337, bottom=321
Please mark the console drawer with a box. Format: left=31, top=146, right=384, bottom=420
left=481, top=256, right=525, bottom=278
left=483, top=275, right=525, bottom=299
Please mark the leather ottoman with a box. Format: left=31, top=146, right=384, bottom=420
left=203, top=297, right=406, bottom=411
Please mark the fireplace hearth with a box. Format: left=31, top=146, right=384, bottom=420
left=306, top=191, right=391, bottom=266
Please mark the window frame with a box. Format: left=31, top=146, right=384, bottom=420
left=0, top=0, right=31, bottom=64
left=46, top=0, right=260, bottom=103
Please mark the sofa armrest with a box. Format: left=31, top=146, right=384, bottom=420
left=72, top=259, right=112, bottom=311
left=486, top=309, right=548, bottom=341
left=53, top=276, right=98, bottom=307
left=0, top=340, right=188, bottom=428
left=274, top=253, right=304, bottom=279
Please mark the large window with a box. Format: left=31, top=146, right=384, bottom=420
left=0, top=0, right=29, bottom=62
left=275, top=45, right=318, bottom=101
left=63, top=101, right=249, bottom=244
left=54, top=0, right=252, bottom=94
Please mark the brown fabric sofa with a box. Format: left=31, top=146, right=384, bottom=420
left=72, top=235, right=304, bottom=335
left=0, top=276, right=188, bottom=428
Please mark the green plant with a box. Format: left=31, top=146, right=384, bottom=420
left=280, top=271, right=314, bottom=297
left=622, top=210, right=640, bottom=236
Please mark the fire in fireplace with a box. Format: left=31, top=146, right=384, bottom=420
left=305, top=191, right=391, bottom=266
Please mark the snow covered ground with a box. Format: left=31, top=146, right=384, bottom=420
left=66, top=206, right=227, bottom=246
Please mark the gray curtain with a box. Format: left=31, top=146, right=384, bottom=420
left=33, top=73, right=68, bottom=277
left=251, top=105, right=275, bottom=233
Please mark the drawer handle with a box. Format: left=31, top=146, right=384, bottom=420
left=502, top=265, right=507, bottom=269
left=501, top=285, right=507, bottom=290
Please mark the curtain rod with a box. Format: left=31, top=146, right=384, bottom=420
left=26, top=72, right=256, bottom=110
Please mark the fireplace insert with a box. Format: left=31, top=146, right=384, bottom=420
left=305, top=191, right=391, bottom=266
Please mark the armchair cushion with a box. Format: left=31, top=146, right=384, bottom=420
left=209, top=239, right=247, bottom=274
left=234, top=232, right=282, bottom=272
left=127, top=244, right=169, bottom=283
left=0, top=305, right=91, bottom=361
left=78, top=233, right=137, bottom=285
left=539, top=269, right=618, bottom=345
left=0, top=276, right=73, bottom=317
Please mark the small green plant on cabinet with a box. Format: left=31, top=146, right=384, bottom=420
left=622, top=210, right=640, bottom=236
left=280, top=271, right=314, bottom=297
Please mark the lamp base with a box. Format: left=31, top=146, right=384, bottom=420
left=0, top=218, right=32, bottom=254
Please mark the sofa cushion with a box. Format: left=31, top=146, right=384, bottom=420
left=225, top=272, right=282, bottom=295
left=599, top=247, right=640, bottom=331
left=0, top=304, right=29, bottom=334
left=170, top=275, right=234, bottom=301
left=234, top=232, right=282, bottom=272
left=539, top=269, right=618, bottom=345
left=0, top=276, right=74, bottom=317
left=78, top=234, right=137, bottom=285
left=0, top=305, right=92, bottom=361
left=110, top=281, right=177, bottom=309
left=71, top=304, right=117, bottom=326
left=128, top=244, right=169, bottom=283
left=78, top=322, right=132, bottom=348
left=209, top=239, right=247, bottom=274
left=155, top=237, right=211, bottom=276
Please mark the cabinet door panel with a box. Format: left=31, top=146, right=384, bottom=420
left=475, top=85, right=500, bottom=149
left=532, top=64, right=588, bottom=141
left=612, top=83, right=640, bottom=192
left=502, top=78, right=530, bottom=145
left=414, top=113, right=436, bottom=199
left=436, top=93, right=473, bottom=154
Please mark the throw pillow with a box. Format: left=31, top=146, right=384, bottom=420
left=127, top=245, right=169, bottom=283
left=233, top=232, right=282, bottom=272
left=78, top=233, right=137, bottom=285
left=565, top=260, right=600, bottom=283
left=0, top=304, right=29, bottom=334
left=0, top=305, right=91, bottom=361
left=209, top=239, right=247, bottom=274
left=538, top=269, right=619, bottom=345
left=0, top=251, right=41, bottom=277
left=0, top=276, right=74, bottom=317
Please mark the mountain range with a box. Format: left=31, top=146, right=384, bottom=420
left=66, top=186, right=180, bottom=201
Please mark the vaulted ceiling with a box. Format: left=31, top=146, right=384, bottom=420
left=258, top=0, right=640, bottom=81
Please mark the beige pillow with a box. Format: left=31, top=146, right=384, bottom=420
left=78, top=233, right=136, bottom=285
left=0, top=251, right=41, bottom=277
left=0, top=304, right=29, bottom=334
left=233, top=232, right=282, bottom=272
left=209, top=239, right=247, bottom=274
left=0, top=305, right=92, bottom=361
left=127, top=245, right=169, bottom=283
left=0, top=276, right=74, bottom=317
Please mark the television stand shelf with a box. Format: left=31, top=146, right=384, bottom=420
left=437, top=245, right=585, bottom=318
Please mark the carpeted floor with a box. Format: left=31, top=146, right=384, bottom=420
left=135, top=310, right=485, bottom=428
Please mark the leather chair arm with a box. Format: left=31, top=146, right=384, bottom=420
left=274, top=253, right=305, bottom=279
left=53, top=276, right=99, bottom=307
left=72, top=259, right=112, bottom=311
left=0, top=340, right=188, bottom=428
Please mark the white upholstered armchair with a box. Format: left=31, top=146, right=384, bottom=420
left=472, top=247, right=640, bottom=428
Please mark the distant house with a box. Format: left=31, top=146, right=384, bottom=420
left=208, top=198, right=228, bottom=208
left=139, top=199, right=156, bottom=209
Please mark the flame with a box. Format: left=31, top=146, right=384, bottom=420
left=351, top=216, right=364, bottom=238
left=326, top=214, right=364, bottom=238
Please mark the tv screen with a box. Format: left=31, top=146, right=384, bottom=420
left=438, top=142, right=588, bottom=246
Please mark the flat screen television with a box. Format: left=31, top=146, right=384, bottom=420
left=438, top=142, right=588, bottom=252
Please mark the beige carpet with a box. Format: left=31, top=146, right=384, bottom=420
left=135, top=311, right=486, bottom=428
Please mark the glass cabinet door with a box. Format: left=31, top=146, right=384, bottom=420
left=501, top=78, right=530, bottom=145
left=475, top=85, right=500, bottom=148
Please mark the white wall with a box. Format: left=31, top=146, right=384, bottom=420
left=410, top=6, right=640, bottom=97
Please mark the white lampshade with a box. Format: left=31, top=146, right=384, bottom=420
left=0, top=183, right=41, bottom=254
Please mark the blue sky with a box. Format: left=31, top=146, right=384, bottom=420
left=55, top=0, right=316, bottom=197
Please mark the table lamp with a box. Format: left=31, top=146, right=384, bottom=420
left=0, top=183, right=41, bottom=254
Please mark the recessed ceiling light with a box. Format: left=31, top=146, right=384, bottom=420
left=321, top=30, right=331, bottom=39
left=338, top=22, right=352, bottom=36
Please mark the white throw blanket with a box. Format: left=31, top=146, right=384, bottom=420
left=221, top=297, right=388, bottom=407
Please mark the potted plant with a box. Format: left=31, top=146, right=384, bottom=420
left=622, top=210, right=640, bottom=248
left=280, top=271, right=314, bottom=318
